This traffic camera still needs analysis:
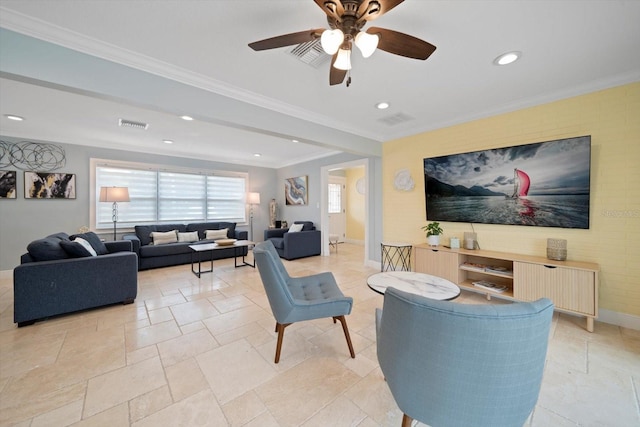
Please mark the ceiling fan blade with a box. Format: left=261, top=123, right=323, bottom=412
left=357, top=0, right=404, bottom=22
left=329, top=54, right=347, bottom=86
left=248, top=29, right=324, bottom=51
left=314, top=0, right=344, bottom=20
left=367, top=27, right=436, bottom=60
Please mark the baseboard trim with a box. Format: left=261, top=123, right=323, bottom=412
left=0, top=269, right=12, bottom=280
left=597, top=309, right=640, bottom=330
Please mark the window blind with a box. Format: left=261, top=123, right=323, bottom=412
left=95, top=163, right=247, bottom=230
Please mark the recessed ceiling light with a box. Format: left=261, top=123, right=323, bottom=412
left=493, top=51, right=521, bottom=66
left=163, top=139, right=174, bottom=144
left=180, top=115, right=194, bottom=121
left=375, top=102, right=390, bottom=110
left=5, top=114, right=24, bottom=121
left=292, top=139, right=299, bottom=143
left=253, top=153, right=261, bottom=157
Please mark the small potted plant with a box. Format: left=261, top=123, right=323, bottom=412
left=422, top=222, right=443, bottom=246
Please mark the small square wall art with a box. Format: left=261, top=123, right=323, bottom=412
left=0, top=170, right=17, bottom=199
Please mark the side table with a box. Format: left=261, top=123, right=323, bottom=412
left=381, top=242, right=412, bottom=272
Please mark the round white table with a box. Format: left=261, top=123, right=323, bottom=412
left=367, top=271, right=460, bottom=301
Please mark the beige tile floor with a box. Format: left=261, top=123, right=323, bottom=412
left=1, top=243, right=639, bottom=427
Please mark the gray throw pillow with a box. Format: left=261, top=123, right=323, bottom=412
left=71, top=232, right=108, bottom=255
left=60, top=240, right=93, bottom=258
left=27, top=238, right=70, bottom=261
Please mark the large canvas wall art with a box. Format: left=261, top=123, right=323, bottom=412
left=424, top=135, right=591, bottom=229
left=0, top=170, right=17, bottom=199
left=24, top=172, right=76, bottom=199
left=285, top=175, right=308, bottom=205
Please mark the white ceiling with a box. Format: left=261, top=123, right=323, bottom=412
left=1, top=0, right=639, bottom=168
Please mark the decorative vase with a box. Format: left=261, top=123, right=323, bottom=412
left=427, top=235, right=440, bottom=246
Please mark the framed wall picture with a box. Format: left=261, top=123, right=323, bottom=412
left=0, top=170, right=17, bottom=199
left=24, top=172, right=76, bottom=199
left=285, top=175, right=308, bottom=205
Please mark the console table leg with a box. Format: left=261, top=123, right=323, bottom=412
left=586, top=317, right=594, bottom=333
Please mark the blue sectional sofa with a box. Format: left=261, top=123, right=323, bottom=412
left=14, top=232, right=138, bottom=327
left=123, top=222, right=248, bottom=270
left=263, top=221, right=321, bottom=260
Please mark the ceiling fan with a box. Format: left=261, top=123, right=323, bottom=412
left=248, top=0, right=436, bottom=87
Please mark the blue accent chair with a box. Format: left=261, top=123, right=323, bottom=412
left=253, top=240, right=355, bottom=363
left=376, top=287, right=553, bottom=427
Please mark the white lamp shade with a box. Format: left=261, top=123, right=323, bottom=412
left=333, top=48, right=352, bottom=70
left=99, top=186, right=130, bottom=202
left=355, top=31, right=379, bottom=58
left=321, top=29, right=344, bottom=55
left=247, top=192, right=261, bottom=204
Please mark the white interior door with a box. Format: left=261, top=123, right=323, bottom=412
left=328, top=176, right=346, bottom=242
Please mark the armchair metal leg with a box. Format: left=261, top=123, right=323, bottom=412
left=334, top=315, right=355, bottom=358
left=401, top=414, right=413, bottom=427
left=274, top=322, right=291, bottom=363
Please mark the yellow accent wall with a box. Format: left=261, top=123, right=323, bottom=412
left=346, top=167, right=365, bottom=241
left=383, top=82, right=640, bottom=317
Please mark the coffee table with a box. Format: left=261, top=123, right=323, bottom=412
left=189, top=240, right=255, bottom=278
left=367, top=271, right=460, bottom=301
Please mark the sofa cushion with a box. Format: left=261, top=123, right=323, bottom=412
left=151, top=230, right=178, bottom=245
left=60, top=240, right=94, bottom=257
left=270, top=237, right=285, bottom=249
left=177, top=231, right=199, bottom=243
left=70, top=232, right=108, bottom=255
left=186, top=222, right=236, bottom=240
left=27, top=237, right=70, bottom=261
left=294, top=221, right=315, bottom=231
left=140, top=242, right=193, bottom=258
left=205, top=229, right=228, bottom=240
left=135, top=224, right=187, bottom=246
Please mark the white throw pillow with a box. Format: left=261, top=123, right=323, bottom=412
left=205, top=229, right=228, bottom=240
left=74, top=237, right=97, bottom=256
left=151, top=230, right=178, bottom=245
left=288, top=223, right=304, bottom=233
left=177, top=231, right=199, bottom=243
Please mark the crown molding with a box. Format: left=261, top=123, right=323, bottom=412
left=0, top=7, right=380, bottom=142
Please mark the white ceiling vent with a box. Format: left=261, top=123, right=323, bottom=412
left=377, top=112, right=415, bottom=126
left=118, top=118, right=149, bottom=130
left=288, top=39, right=330, bottom=68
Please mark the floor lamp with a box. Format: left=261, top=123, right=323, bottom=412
left=247, top=192, right=261, bottom=242
left=99, top=186, right=130, bottom=241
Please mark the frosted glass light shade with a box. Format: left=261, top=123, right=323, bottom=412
left=355, top=31, right=379, bottom=58
left=320, top=29, right=344, bottom=55
left=333, top=48, right=352, bottom=70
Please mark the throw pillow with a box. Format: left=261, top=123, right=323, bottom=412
left=72, top=238, right=98, bottom=256
left=60, top=240, right=93, bottom=257
left=288, top=223, right=304, bottom=233
left=205, top=229, right=228, bottom=240
left=27, top=237, right=70, bottom=261
left=177, top=231, right=199, bottom=243
left=70, top=232, right=108, bottom=255
left=150, top=230, right=178, bottom=245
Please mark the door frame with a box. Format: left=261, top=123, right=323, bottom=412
left=320, top=158, right=369, bottom=263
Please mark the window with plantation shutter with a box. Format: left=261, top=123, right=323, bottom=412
left=92, top=159, right=248, bottom=231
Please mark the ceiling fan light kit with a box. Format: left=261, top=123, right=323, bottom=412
left=334, top=47, right=352, bottom=70
left=248, top=0, right=437, bottom=86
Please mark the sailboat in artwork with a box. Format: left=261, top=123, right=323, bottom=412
left=508, top=168, right=530, bottom=199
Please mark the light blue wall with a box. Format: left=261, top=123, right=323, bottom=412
left=1, top=137, right=382, bottom=270
left=0, top=137, right=277, bottom=270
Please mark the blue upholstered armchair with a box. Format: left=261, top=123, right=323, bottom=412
left=263, top=221, right=321, bottom=260
left=377, top=287, right=553, bottom=427
left=253, top=240, right=355, bottom=363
